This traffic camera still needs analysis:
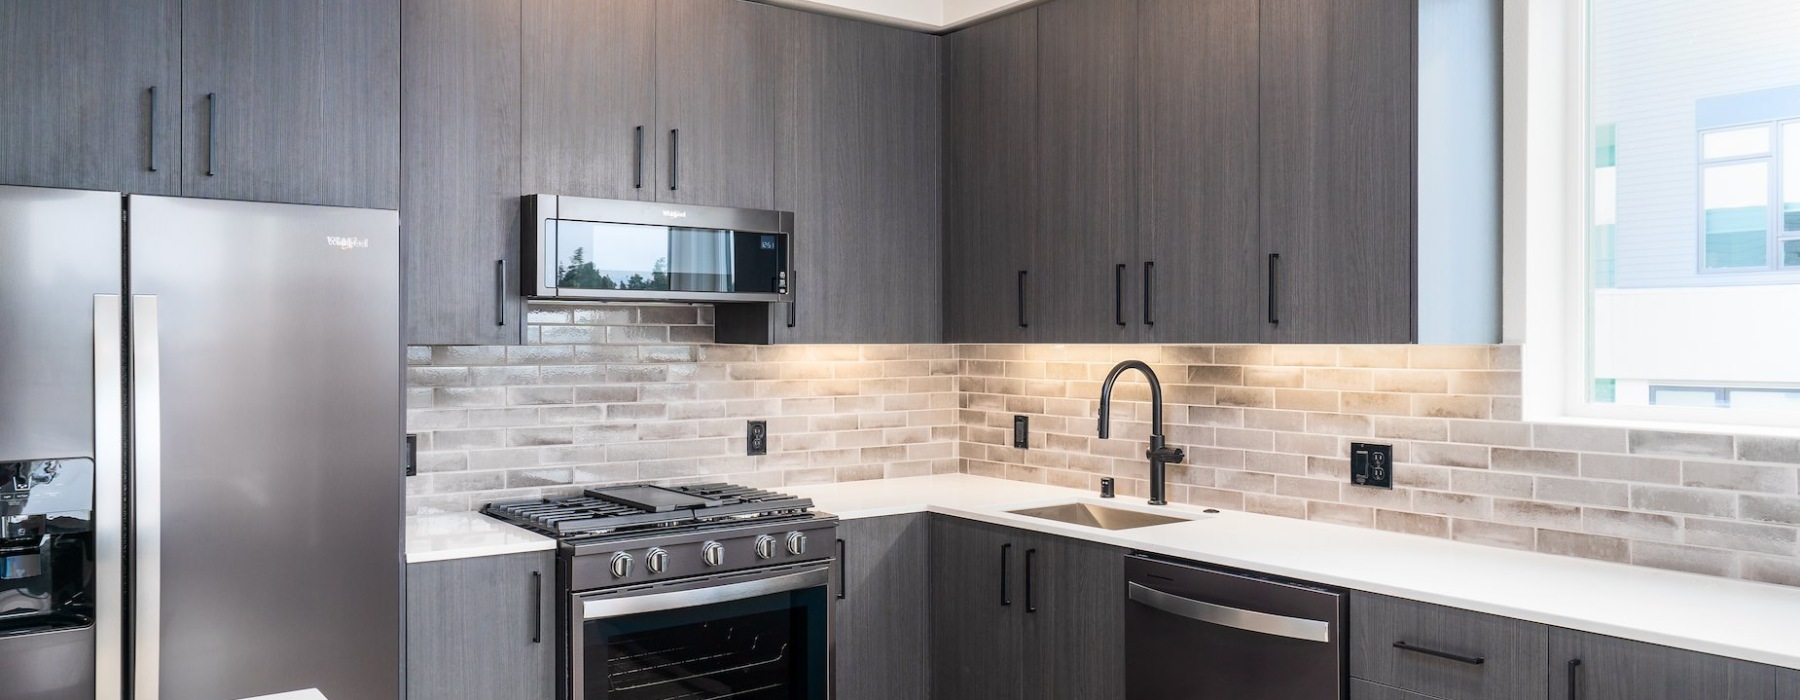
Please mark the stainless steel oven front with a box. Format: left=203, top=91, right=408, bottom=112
left=570, top=562, right=831, bottom=700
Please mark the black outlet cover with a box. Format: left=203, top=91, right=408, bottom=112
left=1351, top=442, right=1393, bottom=489
left=747, top=421, right=768, bottom=456
left=1013, top=415, right=1029, bottom=449
left=404, top=434, right=418, bottom=477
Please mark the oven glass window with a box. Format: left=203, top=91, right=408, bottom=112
left=583, top=586, right=826, bottom=700
left=552, top=220, right=785, bottom=294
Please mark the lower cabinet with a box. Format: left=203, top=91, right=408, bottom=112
left=1352, top=679, right=1444, bottom=700
left=406, top=551, right=556, bottom=700
left=834, top=514, right=932, bottom=700
left=1549, top=629, right=1777, bottom=700
left=1782, top=669, right=1800, bottom=700
left=1349, top=593, right=1547, bottom=700
left=928, top=515, right=1124, bottom=700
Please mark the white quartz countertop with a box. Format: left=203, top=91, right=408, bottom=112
left=787, top=474, right=1800, bottom=670
left=405, top=512, right=555, bottom=564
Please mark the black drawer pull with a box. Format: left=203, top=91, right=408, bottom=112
left=633, top=126, right=645, bottom=189
left=999, top=543, right=1012, bottom=606
left=530, top=570, right=543, bottom=643
left=1393, top=641, right=1485, bottom=665
left=1267, top=253, right=1280, bottom=325
left=147, top=86, right=159, bottom=172
left=205, top=93, right=219, bottom=176
left=1143, top=261, right=1156, bottom=326
left=1567, top=659, right=1582, bottom=700
left=495, top=260, right=508, bottom=327
left=668, top=128, right=680, bottom=191
left=1024, top=548, right=1038, bottom=613
left=1016, top=271, right=1029, bottom=329
left=835, top=538, right=846, bottom=600
left=1114, top=264, right=1126, bottom=326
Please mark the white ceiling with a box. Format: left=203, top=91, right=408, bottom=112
left=755, top=0, right=1036, bottom=32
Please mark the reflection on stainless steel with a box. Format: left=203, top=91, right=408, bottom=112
left=128, top=295, right=162, bottom=700
left=524, top=194, right=793, bottom=304
left=1127, top=582, right=1331, bottom=643
left=583, top=569, right=828, bottom=620
left=93, top=295, right=124, bottom=700
left=1006, top=502, right=1193, bottom=531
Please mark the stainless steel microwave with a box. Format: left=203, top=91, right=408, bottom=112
left=522, top=195, right=793, bottom=303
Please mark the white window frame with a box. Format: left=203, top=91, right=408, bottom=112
left=1508, top=0, right=1800, bottom=437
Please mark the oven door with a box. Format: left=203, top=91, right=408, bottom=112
left=572, top=564, right=829, bottom=700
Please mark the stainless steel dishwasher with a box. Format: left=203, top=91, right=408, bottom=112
left=1125, top=554, right=1346, bottom=699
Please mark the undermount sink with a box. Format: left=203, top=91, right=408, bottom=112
left=1006, top=502, right=1193, bottom=531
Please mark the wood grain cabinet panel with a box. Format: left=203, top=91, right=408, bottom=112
left=406, top=552, right=555, bottom=700
left=0, top=0, right=181, bottom=195
left=834, top=515, right=932, bottom=700
left=520, top=0, right=657, bottom=202
left=930, top=516, right=1028, bottom=700
left=1351, top=593, right=1548, bottom=700
left=181, top=0, right=400, bottom=208
left=1549, top=629, right=1776, bottom=700
left=655, top=0, right=784, bottom=210
left=1352, top=679, right=1449, bottom=700
left=400, top=0, right=525, bottom=345
left=1780, top=669, right=1800, bottom=700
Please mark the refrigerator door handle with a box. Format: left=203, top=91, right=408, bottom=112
left=94, top=295, right=126, bottom=700
left=131, top=294, right=164, bottom=700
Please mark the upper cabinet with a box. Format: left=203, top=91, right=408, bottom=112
left=519, top=0, right=780, bottom=210
left=0, top=0, right=181, bottom=196
left=401, top=0, right=525, bottom=346
left=0, top=0, right=398, bottom=209
left=943, top=8, right=1039, bottom=344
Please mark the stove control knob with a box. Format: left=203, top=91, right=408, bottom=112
left=754, top=535, right=777, bottom=560
left=786, top=531, right=807, bottom=556
left=702, top=541, right=725, bottom=567
left=645, top=547, right=669, bottom=574
left=609, top=552, right=634, bottom=579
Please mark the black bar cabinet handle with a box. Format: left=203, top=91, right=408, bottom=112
left=836, top=539, right=846, bottom=600
left=147, top=86, right=159, bottom=172
left=999, top=543, right=1012, bottom=606
left=205, top=93, right=218, bottom=176
left=1393, top=641, right=1485, bottom=666
left=787, top=301, right=796, bottom=329
left=668, top=128, right=680, bottom=191
left=1567, top=659, right=1582, bottom=700
left=1114, top=264, right=1126, bottom=326
left=495, top=260, right=507, bottom=327
left=1267, top=253, right=1280, bottom=325
left=1143, top=261, right=1156, bottom=326
left=1024, top=548, right=1038, bottom=613
left=633, top=126, right=645, bottom=189
left=530, top=571, right=543, bottom=643
left=1016, top=271, right=1029, bottom=329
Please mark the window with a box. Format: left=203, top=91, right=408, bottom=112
left=1555, top=0, right=1800, bottom=429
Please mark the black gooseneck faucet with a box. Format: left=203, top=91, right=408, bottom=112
left=1097, top=360, right=1185, bottom=506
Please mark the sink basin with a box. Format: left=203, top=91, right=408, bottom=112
left=1006, top=502, right=1192, bottom=531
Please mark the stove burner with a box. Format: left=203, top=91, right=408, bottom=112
left=482, top=483, right=814, bottom=538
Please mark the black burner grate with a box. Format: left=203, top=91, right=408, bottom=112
left=482, top=482, right=814, bottom=538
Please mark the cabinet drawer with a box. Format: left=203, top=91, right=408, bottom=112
left=1350, top=594, right=1548, bottom=700
left=1353, top=679, right=1446, bottom=700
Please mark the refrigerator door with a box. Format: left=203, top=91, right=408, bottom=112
left=127, top=196, right=401, bottom=700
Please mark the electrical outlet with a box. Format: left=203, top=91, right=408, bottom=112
left=1350, top=442, right=1393, bottom=489
left=1013, top=415, right=1030, bottom=449
left=747, top=421, right=768, bottom=456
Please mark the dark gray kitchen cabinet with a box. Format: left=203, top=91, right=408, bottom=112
left=400, top=0, right=525, bottom=345
left=655, top=0, right=784, bottom=210
left=1351, top=593, right=1548, bottom=700
left=943, top=8, right=1039, bottom=344
left=181, top=0, right=399, bottom=209
left=0, top=0, right=181, bottom=195
left=930, top=516, right=1124, bottom=700
left=1257, top=0, right=1416, bottom=344
left=1351, top=679, right=1443, bottom=700
left=834, top=515, right=931, bottom=700
left=1549, top=629, right=1777, bottom=700
left=716, top=11, right=943, bottom=344
left=1138, top=0, right=1264, bottom=344
left=406, top=552, right=555, bottom=700
left=1781, top=669, right=1800, bottom=700
left=520, top=0, right=657, bottom=202
left=931, top=517, right=1028, bottom=700
left=1032, top=0, right=1139, bottom=344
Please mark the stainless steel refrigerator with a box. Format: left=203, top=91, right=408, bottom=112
left=0, top=185, right=403, bottom=699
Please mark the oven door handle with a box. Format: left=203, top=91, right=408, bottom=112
left=582, top=567, right=828, bottom=620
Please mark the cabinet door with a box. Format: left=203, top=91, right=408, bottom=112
left=654, top=0, right=782, bottom=209
left=834, top=515, right=931, bottom=700
left=1781, top=670, right=1800, bottom=700
left=1034, top=0, right=1139, bottom=344
left=407, top=552, right=555, bottom=700
left=0, top=0, right=180, bottom=195
left=1352, top=593, right=1548, bottom=700
left=931, top=516, right=1026, bottom=700
left=1258, top=0, right=1415, bottom=343
left=1035, top=534, right=1126, bottom=700
left=781, top=13, right=942, bottom=344
left=521, top=0, right=657, bottom=202
left=181, top=0, right=400, bottom=208
left=1139, top=0, right=1264, bottom=343
left=943, top=9, right=1039, bottom=343
left=400, top=0, right=525, bottom=345
left=1549, top=629, right=1776, bottom=700
left=1351, top=679, right=1443, bottom=700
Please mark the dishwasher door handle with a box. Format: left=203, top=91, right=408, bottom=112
left=1127, top=582, right=1332, bottom=643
